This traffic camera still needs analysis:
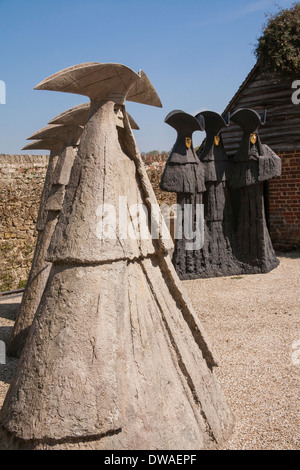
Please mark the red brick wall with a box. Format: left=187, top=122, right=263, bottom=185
left=269, top=151, right=300, bottom=246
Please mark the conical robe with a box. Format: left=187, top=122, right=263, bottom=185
left=7, top=141, right=79, bottom=358
left=194, top=112, right=240, bottom=278
left=160, top=110, right=206, bottom=280
left=6, top=145, right=62, bottom=358
left=0, top=88, right=234, bottom=450
left=229, top=109, right=281, bottom=273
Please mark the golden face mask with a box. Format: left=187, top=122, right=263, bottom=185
left=214, top=135, right=220, bottom=146
left=185, top=137, right=192, bottom=149
left=250, top=133, right=257, bottom=145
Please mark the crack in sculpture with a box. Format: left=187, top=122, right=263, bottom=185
left=0, top=425, right=123, bottom=450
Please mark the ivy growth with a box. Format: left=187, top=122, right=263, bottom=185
left=254, top=2, right=300, bottom=80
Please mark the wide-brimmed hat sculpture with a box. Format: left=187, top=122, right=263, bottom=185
left=7, top=121, right=83, bottom=359
left=0, top=63, right=234, bottom=450
left=160, top=110, right=206, bottom=279
left=228, top=108, right=281, bottom=273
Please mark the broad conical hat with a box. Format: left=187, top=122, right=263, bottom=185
left=195, top=111, right=228, bottom=136
left=22, top=139, right=61, bottom=151
left=49, top=102, right=140, bottom=130
left=27, top=124, right=83, bottom=146
left=48, top=103, right=90, bottom=126
left=34, top=63, right=162, bottom=108
left=230, top=108, right=266, bottom=132
left=165, top=110, right=204, bottom=135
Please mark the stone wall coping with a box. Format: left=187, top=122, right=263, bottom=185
left=0, top=154, right=49, bottom=169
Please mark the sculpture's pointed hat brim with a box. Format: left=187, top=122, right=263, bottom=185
left=22, top=139, right=57, bottom=151
left=27, top=124, right=83, bottom=146
left=195, top=110, right=228, bottom=136
left=34, top=63, right=162, bottom=108
left=48, top=103, right=90, bottom=126
left=127, top=114, right=139, bottom=130
left=165, top=109, right=204, bottom=135
left=127, top=70, right=162, bottom=108
left=230, top=108, right=267, bottom=132
left=49, top=102, right=140, bottom=130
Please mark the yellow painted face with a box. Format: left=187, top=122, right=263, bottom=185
left=185, top=137, right=192, bottom=149
left=250, top=133, right=257, bottom=145
left=214, top=135, right=220, bottom=146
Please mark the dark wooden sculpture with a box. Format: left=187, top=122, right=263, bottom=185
left=160, top=110, right=206, bottom=279
left=193, top=111, right=240, bottom=278
left=228, top=108, right=281, bottom=273
left=160, top=107, right=282, bottom=280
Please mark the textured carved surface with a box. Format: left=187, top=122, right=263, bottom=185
left=228, top=108, right=281, bottom=274
left=7, top=125, right=82, bottom=358
left=0, top=64, right=234, bottom=450
left=160, top=111, right=207, bottom=279
left=160, top=109, right=282, bottom=279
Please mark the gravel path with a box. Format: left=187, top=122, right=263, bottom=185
left=0, top=253, right=299, bottom=450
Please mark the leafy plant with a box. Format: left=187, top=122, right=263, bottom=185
left=17, top=279, right=27, bottom=289
left=254, top=2, right=300, bottom=80
left=0, top=272, right=15, bottom=292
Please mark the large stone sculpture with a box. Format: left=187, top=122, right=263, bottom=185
left=7, top=104, right=140, bottom=359
left=228, top=108, right=281, bottom=273
left=160, top=110, right=206, bottom=279
left=0, top=63, right=234, bottom=450
left=7, top=123, right=82, bottom=358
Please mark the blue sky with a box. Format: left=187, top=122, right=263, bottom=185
left=0, top=0, right=297, bottom=154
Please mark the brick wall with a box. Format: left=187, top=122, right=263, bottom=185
left=269, top=151, right=300, bottom=247
left=0, top=154, right=48, bottom=291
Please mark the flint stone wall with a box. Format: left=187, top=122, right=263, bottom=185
left=0, top=154, right=48, bottom=291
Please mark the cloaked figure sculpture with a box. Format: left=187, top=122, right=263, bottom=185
left=160, top=110, right=206, bottom=279
left=194, top=111, right=240, bottom=278
left=7, top=105, right=140, bottom=360
left=229, top=108, right=281, bottom=273
left=0, top=63, right=234, bottom=450
left=7, top=123, right=82, bottom=359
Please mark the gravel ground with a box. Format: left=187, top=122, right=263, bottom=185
left=0, top=253, right=299, bottom=450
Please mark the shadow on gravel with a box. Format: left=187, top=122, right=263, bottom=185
left=0, top=357, right=18, bottom=385
left=275, top=250, right=300, bottom=260
left=0, top=302, right=19, bottom=321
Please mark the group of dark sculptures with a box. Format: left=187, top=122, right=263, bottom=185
left=160, top=108, right=281, bottom=280
left=0, top=62, right=281, bottom=450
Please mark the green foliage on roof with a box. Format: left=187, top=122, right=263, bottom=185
left=254, top=2, right=300, bottom=80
